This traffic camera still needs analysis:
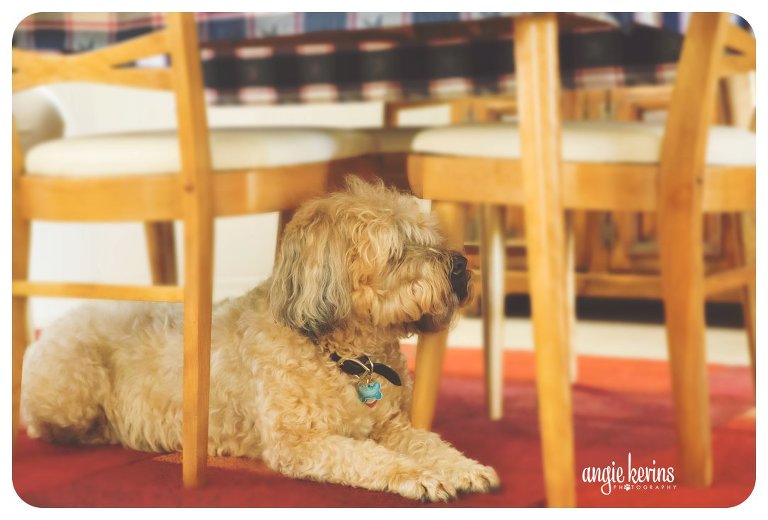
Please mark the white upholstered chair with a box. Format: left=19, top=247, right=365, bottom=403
left=406, top=12, right=755, bottom=495
left=12, top=12, right=375, bottom=488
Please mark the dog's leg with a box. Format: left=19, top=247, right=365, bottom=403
left=261, top=433, right=459, bottom=501
left=373, top=419, right=499, bottom=494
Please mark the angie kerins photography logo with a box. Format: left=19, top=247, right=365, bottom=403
left=582, top=452, right=676, bottom=495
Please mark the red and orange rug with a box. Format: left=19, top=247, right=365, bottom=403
left=12, top=347, right=755, bottom=507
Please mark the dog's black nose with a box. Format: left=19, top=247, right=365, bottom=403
left=451, top=252, right=467, bottom=274
left=449, top=252, right=469, bottom=301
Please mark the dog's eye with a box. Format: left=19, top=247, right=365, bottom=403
left=390, top=244, right=442, bottom=268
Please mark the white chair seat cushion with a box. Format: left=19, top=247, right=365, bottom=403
left=25, top=128, right=373, bottom=176
left=412, top=121, right=755, bottom=166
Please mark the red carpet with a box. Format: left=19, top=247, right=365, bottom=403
left=12, top=347, right=755, bottom=507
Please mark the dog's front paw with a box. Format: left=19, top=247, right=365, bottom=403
left=451, top=462, right=500, bottom=494
left=389, top=468, right=458, bottom=502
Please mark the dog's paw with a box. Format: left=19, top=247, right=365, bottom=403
left=389, top=468, right=458, bottom=502
left=451, top=462, right=500, bottom=494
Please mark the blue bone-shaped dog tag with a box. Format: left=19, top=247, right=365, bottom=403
left=357, top=381, right=382, bottom=407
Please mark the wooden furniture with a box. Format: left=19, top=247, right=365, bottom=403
left=387, top=82, right=754, bottom=306
left=405, top=14, right=579, bottom=507
left=479, top=83, right=752, bottom=305
left=408, top=12, right=754, bottom=497
left=12, top=12, right=374, bottom=488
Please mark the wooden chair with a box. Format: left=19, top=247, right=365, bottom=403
left=12, top=12, right=375, bottom=487
left=407, top=11, right=754, bottom=498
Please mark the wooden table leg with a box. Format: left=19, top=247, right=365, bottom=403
left=514, top=14, right=576, bottom=507
left=411, top=201, right=466, bottom=430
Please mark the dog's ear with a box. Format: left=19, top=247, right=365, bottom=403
left=269, top=208, right=351, bottom=339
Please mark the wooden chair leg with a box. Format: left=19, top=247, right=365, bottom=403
left=181, top=212, right=214, bottom=488
left=166, top=11, right=216, bottom=488
left=479, top=204, right=505, bottom=420
left=720, top=54, right=755, bottom=388
left=144, top=221, right=178, bottom=285
left=731, top=212, right=756, bottom=387
left=12, top=297, right=28, bottom=448
left=608, top=211, right=636, bottom=271
left=12, top=219, right=31, bottom=448
left=654, top=13, right=730, bottom=488
left=12, top=121, right=31, bottom=448
left=410, top=201, right=466, bottom=430
left=514, top=14, right=576, bottom=507
left=657, top=201, right=712, bottom=487
left=565, top=211, right=578, bottom=383
left=586, top=213, right=611, bottom=273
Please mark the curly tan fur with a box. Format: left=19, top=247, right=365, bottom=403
left=20, top=178, right=498, bottom=501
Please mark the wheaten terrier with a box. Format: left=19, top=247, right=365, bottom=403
left=21, top=178, right=499, bottom=501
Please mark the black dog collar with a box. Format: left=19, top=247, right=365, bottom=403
left=330, top=353, right=402, bottom=386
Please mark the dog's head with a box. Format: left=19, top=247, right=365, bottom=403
left=269, top=177, right=471, bottom=340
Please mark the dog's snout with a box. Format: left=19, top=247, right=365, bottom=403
left=449, top=252, right=469, bottom=301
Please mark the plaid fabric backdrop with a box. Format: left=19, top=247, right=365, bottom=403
left=12, top=12, right=751, bottom=105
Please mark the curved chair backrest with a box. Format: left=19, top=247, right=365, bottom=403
left=12, top=89, right=65, bottom=152
left=11, top=12, right=212, bottom=194
left=655, top=12, right=755, bottom=381
left=661, top=13, right=755, bottom=181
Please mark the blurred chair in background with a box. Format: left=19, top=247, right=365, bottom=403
left=407, top=12, right=754, bottom=488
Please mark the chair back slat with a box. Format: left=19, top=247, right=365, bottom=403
left=12, top=29, right=173, bottom=92
left=12, top=13, right=212, bottom=193
left=661, top=13, right=733, bottom=178
left=164, top=13, right=213, bottom=189
left=12, top=58, right=173, bottom=92
left=719, top=53, right=756, bottom=78
left=724, top=23, right=756, bottom=67
left=76, top=30, right=170, bottom=69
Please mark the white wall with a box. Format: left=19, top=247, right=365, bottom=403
left=23, top=84, right=451, bottom=329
